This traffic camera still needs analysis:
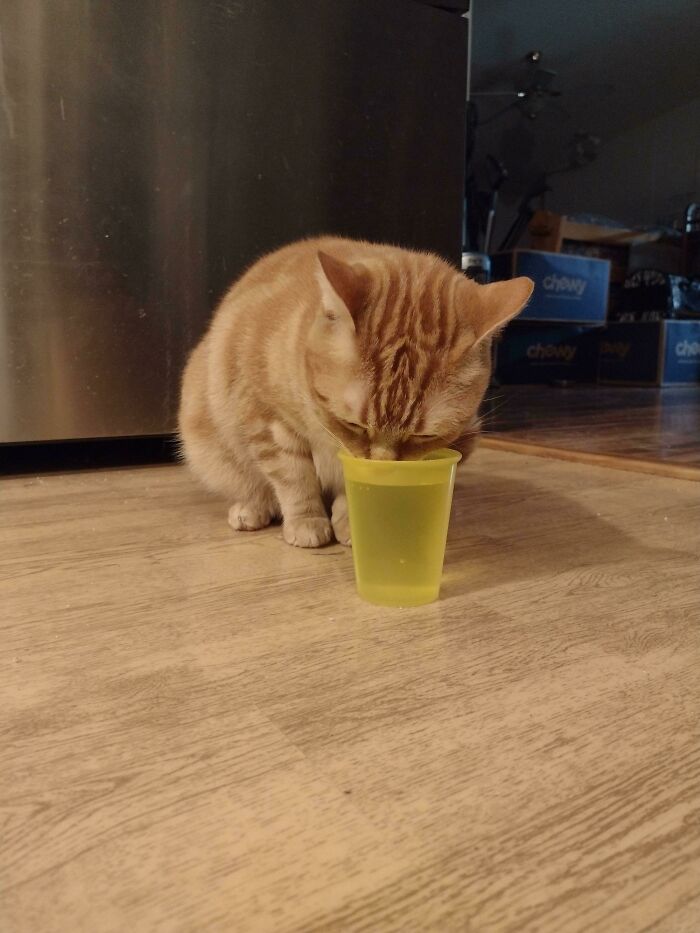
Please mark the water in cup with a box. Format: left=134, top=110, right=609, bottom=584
left=346, top=478, right=453, bottom=606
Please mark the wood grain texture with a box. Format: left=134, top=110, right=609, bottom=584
left=485, top=385, right=700, bottom=469
left=481, top=436, right=700, bottom=482
left=2, top=450, right=700, bottom=932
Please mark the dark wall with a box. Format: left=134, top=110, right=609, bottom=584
left=203, top=0, right=468, bottom=303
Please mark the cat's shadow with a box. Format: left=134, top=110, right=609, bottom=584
left=441, top=470, right=681, bottom=599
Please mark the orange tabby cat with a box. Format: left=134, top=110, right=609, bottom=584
left=178, top=237, right=532, bottom=548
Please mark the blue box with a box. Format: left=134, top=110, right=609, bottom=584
left=491, top=249, right=611, bottom=324
left=598, top=320, right=700, bottom=385
left=493, top=324, right=599, bottom=384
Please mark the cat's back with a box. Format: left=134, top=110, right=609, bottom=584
left=202, top=238, right=362, bottom=352
left=214, top=235, right=432, bottom=315
left=205, top=237, right=335, bottom=341
left=196, top=236, right=451, bottom=373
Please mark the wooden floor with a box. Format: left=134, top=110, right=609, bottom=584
left=486, top=385, right=700, bottom=472
left=3, top=449, right=700, bottom=932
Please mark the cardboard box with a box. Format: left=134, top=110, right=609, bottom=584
left=615, top=269, right=700, bottom=319
left=598, top=320, right=700, bottom=386
left=526, top=210, right=676, bottom=281
left=491, top=250, right=610, bottom=324
left=528, top=210, right=642, bottom=255
left=493, top=324, right=599, bottom=385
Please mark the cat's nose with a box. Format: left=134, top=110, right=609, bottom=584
left=370, top=443, right=397, bottom=461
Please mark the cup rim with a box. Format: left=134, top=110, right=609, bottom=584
left=338, top=447, right=462, bottom=468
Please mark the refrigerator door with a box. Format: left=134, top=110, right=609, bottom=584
left=0, top=0, right=466, bottom=442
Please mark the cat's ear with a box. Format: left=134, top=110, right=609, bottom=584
left=317, top=251, right=370, bottom=327
left=466, top=276, right=534, bottom=342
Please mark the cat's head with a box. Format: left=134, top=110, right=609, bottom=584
left=306, top=248, right=533, bottom=460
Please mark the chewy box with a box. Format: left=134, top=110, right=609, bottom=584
left=598, top=320, right=700, bottom=386
left=491, top=249, right=610, bottom=324
left=493, top=324, right=598, bottom=384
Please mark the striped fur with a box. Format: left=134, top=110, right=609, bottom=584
left=178, top=237, right=532, bottom=547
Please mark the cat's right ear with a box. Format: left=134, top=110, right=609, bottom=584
left=467, top=276, right=534, bottom=342
left=316, top=251, right=370, bottom=328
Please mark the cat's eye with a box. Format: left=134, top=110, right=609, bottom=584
left=338, top=419, right=365, bottom=434
left=415, top=433, right=440, bottom=441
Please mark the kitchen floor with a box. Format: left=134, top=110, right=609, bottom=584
left=3, top=447, right=699, bottom=932
left=485, top=385, right=700, bottom=473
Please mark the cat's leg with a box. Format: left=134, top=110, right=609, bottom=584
left=179, top=365, right=278, bottom=531
left=183, top=425, right=278, bottom=532
left=314, top=447, right=351, bottom=547
left=330, top=493, right=351, bottom=547
left=227, top=485, right=278, bottom=533
left=251, top=423, right=333, bottom=548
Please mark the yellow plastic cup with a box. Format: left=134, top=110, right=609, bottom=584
left=338, top=449, right=462, bottom=607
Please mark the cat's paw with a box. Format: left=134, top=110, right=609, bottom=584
left=283, top=516, right=333, bottom=548
left=331, top=495, right=351, bottom=547
left=228, top=502, right=274, bottom=532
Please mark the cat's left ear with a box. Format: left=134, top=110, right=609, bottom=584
left=467, top=276, right=534, bottom=342
left=317, top=251, right=371, bottom=328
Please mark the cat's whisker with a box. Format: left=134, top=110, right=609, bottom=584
left=477, top=416, right=504, bottom=429
left=481, top=395, right=508, bottom=408
left=315, top=416, right=348, bottom=453
left=479, top=398, right=510, bottom=420
left=479, top=417, right=503, bottom=431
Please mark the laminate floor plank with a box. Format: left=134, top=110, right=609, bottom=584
left=2, top=451, right=699, bottom=932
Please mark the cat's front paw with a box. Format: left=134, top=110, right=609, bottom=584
left=283, top=516, right=333, bottom=548
left=228, top=502, right=274, bottom=532
left=331, top=495, right=351, bottom=547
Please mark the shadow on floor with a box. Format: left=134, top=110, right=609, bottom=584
left=441, top=470, right=684, bottom=599
left=1, top=436, right=177, bottom=476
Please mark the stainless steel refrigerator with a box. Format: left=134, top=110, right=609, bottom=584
left=0, top=0, right=468, bottom=444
